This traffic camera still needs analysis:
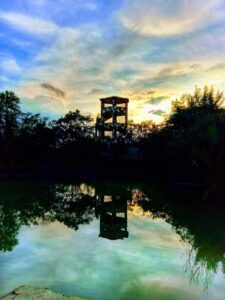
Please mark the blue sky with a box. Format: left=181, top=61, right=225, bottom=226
left=1, top=0, right=225, bottom=122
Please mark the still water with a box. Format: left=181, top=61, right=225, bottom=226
left=0, top=181, right=225, bottom=299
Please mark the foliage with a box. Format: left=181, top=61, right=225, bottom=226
left=172, top=86, right=224, bottom=112
left=128, top=120, right=157, bottom=141
left=16, top=113, right=54, bottom=161
left=53, top=110, right=93, bottom=148
left=0, top=93, right=96, bottom=166
left=0, top=91, right=20, bottom=142
left=165, top=86, right=225, bottom=190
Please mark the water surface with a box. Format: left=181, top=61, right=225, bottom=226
left=0, top=181, right=225, bottom=299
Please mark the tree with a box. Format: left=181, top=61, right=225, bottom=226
left=16, top=113, right=53, bottom=162
left=164, top=86, right=225, bottom=194
left=169, top=86, right=225, bottom=130
left=53, top=110, right=93, bottom=147
left=172, top=86, right=224, bottom=112
left=0, top=91, right=21, bottom=167
left=128, top=120, right=157, bottom=141
left=0, top=91, right=21, bottom=142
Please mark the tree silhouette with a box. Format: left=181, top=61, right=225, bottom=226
left=16, top=113, right=53, bottom=162
left=0, top=91, right=20, bottom=142
left=128, top=120, right=156, bottom=141
left=54, top=110, right=93, bottom=147
left=0, top=91, right=21, bottom=168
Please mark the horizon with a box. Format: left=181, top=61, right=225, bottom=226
left=1, top=0, right=225, bottom=123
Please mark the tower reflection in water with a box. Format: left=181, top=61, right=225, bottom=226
left=95, top=185, right=130, bottom=240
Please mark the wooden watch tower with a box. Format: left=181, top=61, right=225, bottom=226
left=96, top=96, right=129, bottom=140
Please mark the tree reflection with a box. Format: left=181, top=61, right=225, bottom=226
left=48, top=184, right=95, bottom=230
left=0, top=182, right=131, bottom=251
left=138, top=184, right=225, bottom=287
left=0, top=182, right=96, bottom=251
left=1, top=180, right=225, bottom=288
left=0, top=181, right=49, bottom=251
left=0, top=208, right=20, bottom=251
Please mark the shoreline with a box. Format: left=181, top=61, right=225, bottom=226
left=1, top=285, right=86, bottom=300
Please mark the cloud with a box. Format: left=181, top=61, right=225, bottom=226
left=26, top=0, right=48, bottom=7
left=190, top=64, right=202, bottom=70
left=0, top=11, right=58, bottom=35
left=11, top=38, right=33, bottom=48
left=129, top=90, right=156, bottom=101
left=88, top=88, right=104, bottom=96
left=131, top=63, right=203, bottom=91
left=0, top=75, right=9, bottom=83
left=41, top=83, right=66, bottom=98
left=154, top=64, right=200, bottom=83
left=120, top=0, right=225, bottom=37
left=207, top=62, right=225, bottom=72
left=149, top=109, right=165, bottom=116
left=128, top=90, right=170, bottom=105
left=2, top=1, right=225, bottom=124
left=158, top=67, right=177, bottom=78
left=29, top=0, right=97, bottom=11
left=21, top=95, right=66, bottom=118
left=0, top=58, right=21, bottom=74
left=148, top=96, right=169, bottom=105
left=120, top=276, right=202, bottom=300
left=73, top=1, right=97, bottom=11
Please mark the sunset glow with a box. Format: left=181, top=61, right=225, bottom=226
left=1, top=0, right=225, bottom=122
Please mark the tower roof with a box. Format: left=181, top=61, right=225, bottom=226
left=100, top=96, right=129, bottom=104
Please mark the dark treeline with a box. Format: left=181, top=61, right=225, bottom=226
left=0, top=86, right=225, bottom=202
left=139, top=86, right=225, bottom=204
left=0, top=90, right=96, bottom=170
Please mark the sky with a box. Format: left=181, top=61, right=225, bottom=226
left=1, top=0, right=225, bottom=123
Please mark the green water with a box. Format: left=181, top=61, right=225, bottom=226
left=0, top=181, right=225, bottom=299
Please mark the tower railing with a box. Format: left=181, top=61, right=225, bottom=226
left=96, top=96, right=129, bottom=140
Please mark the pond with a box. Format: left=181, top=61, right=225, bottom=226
left=0, top=181, right=225, bottom=299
